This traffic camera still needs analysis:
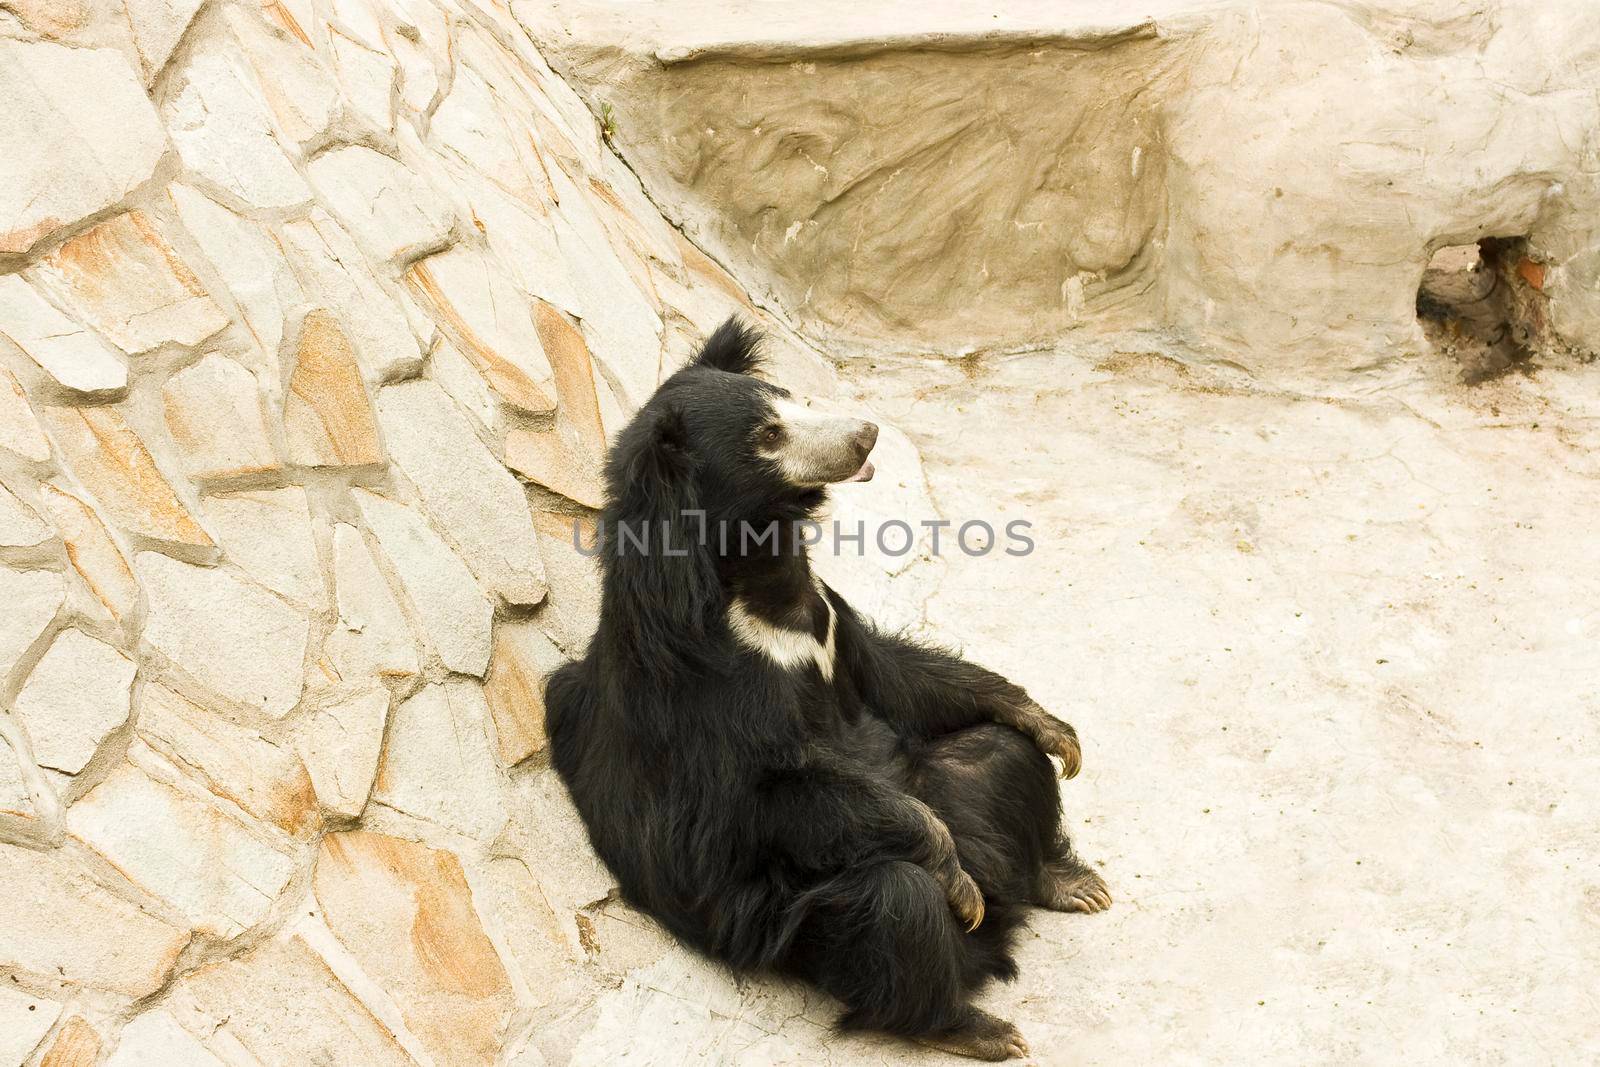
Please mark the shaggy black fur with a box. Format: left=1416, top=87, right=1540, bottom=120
left=546, top=319, right=1099, bottom=1056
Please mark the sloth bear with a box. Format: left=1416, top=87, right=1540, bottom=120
left=546, top=319, right=1109, bottom=1060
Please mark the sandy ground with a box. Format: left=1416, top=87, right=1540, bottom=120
left=832, top=341, right=1600, bottom=1065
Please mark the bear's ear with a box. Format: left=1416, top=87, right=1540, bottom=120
left=612, top=404, right=692, bottom=490
left=693, top=317, right=763, bottom=375
left=599, top=404, right=723, bottom=676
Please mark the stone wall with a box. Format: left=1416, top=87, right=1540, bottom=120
left=0, top=1, right=932, bottom=1062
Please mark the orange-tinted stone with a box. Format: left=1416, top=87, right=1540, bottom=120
left=315, top=832, right=515, bottom=1065
left=33, top=211, right=227, bottom=354
left=284, top=310, right=384, bottom=467
left=533, top=299, right=606, bottom=451
left=41, top=406, right=212, bottom=548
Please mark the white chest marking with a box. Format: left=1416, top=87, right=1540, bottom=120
left=727, top=592, right=837, bottom=682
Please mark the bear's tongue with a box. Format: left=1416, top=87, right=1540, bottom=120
left=842, top=460, right=874, bottom=483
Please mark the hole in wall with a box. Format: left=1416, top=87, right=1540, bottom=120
left=1416, top=236, right=1548, bottom=383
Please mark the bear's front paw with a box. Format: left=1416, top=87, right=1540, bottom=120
left=1023, top=707, right=1081, bottom=779
left=943, top=868, right=985, bottom=932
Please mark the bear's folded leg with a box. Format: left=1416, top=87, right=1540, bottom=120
left=785, top=860, right=1017, bottom=1041
left=907, top=722, right=1068, bottom=904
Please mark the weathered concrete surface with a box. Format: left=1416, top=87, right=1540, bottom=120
left=833, top=341, right=1600, bottom=1064
left=522, top=0, right=1600, bottom=381
left=529, top=336, right=1600, bottom=1065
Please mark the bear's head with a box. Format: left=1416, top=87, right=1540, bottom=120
left=595, top=318, right=878, bottom=670
left=603, top=317, right=877, bottom=528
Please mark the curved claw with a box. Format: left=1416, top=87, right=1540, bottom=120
left=948, top=869, right=985, bottom=932
left=1017, top=702, right=1081, bottom=779
left=1045, top=735, right=1081, bottom=779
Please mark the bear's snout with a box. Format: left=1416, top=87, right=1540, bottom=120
left=852, top=421, right=880, bottom=461
left=841, top=420, right=878, bottom=483
left=768, top=399, right=880, bottom=485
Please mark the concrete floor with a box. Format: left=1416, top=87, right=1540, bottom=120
left=569, top=340, right=1600, bottom=1066
left=837, top=342, right=1600, bottom=1065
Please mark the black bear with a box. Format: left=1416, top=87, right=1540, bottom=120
left=545, top=319, right=1109, bottom=1060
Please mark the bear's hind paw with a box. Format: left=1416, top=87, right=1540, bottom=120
left=916, top=1009, right=1029, bottom=1061
left=1034, top=860, right=1113, bottom=914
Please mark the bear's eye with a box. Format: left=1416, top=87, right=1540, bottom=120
left=760, top=425, right=783, bottom=447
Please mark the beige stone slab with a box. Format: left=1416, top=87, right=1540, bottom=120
left=168, top=184, right=304, bottom=368
left=314, top=831, right=515, bottom=1066
left=529, top=510, right=600, bottom=653
left=405, top=246, right=557, bottom=414
left=42, top=405, right=213, bottom=548
left=30, top=211, right=228, bottom=356
left=329, top=27, right=396, bottom=132
left=372, top=681, right=506, bottom=839
left=0, top=566, right=66, bottom=679
left=223, top=3, right=340, bottom=146
left=167, top=936, right=412, bottom=1066
left=137, top=552, right=309, bottom=718
left=0, top=40, right=166, bottom=254
left=14, top=628, right=135, bottom=775
left=376, top=380, right=546, bottom=605
left=454, top=160, right=582, bottom=316
left=125, top=0, right=204, bottom=81
left=163, top=354, right=279, bottom=481
left=484, top=620, right=566, bottom=767
left=284, top=310, right=385, bottom=468
left=432, top=61, right=546, bottom=206
left=39, top=484, right=140, bottom=623
left=104, top=1010, right=225, bottom=1067
left=259, top=0, right=315, bottom=46
left=0, top=839, right=188, bottom=997
left=0, top=367, right=51, bottom=463
left=202, top=488, right=321, bottom=606
left=67, top=751, right=297, bottom=939
left=505, top=427, right=605, bottom=510
left=0, top=275, right=128, bottom=394
left=501, top=767, right=614, bottom=952
left=546, top=167, right=663, bottom=407
left=307, top=145, right=456, bottom=263
left=327, top=522, right=419, bottom=683
left=0, top=0, right=90, bottom=38
left=324, top=0, right=384, bottom=50
left=430, top=337, right=503, bottom=439
left=279, top=210, right=423, bottom=381
left=0, top=984, right=61, bottom=1065
left=0, top=733, right=34, bottom=820
left=465, top=854, right=590, bottom=1014
left=354, top=490, right=492, bottom=677
left=676, top=230, right=758, bottom=313
left=391, top=23, right=441, bottom=114
left=137, top=682, right=320, bottom=836
left=583, top=173, right=685, bottom=279
left=294, top=689, right=388, bottom=819
left=0, top=482, right=52, bottom=548
left=163, top=40, right=312, bottom=210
